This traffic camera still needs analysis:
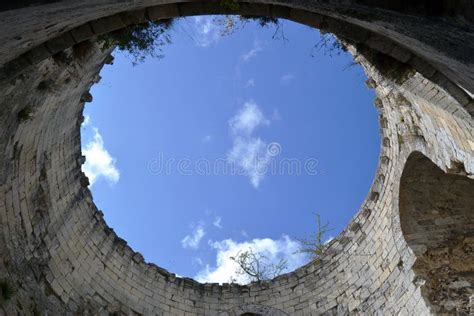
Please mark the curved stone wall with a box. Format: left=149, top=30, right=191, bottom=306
left=0, top=1, right=473, bottom=314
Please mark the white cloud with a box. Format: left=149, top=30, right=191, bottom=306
left=190, top=16, right=221, bottom=47
left=227, top=137, right=271, bottom=188
left=195, top=235, right=307, bottom=284
left=241, top=41, right=263, bottom=62
left=271, top=109, right=281, bottom=121
left=245, top=78, right=256, bottom=87
left=193, top=257, right=204, bottom=266
left=202, top=134, right=213, bottom=143
left=82, top=115, right=90, bottom=126
left=181, top=223, right=206, bottom=249
left=82, top=128, right=120, bottom=186
left=280, top=74, right=296, bottom=85
left=227, top=102, right=276, bottom=188
left=213, top=216, right=222, bottom=229
left=229, top=101, right=269, bottom=136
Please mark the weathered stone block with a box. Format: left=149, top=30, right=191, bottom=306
left=45, top=32, right=76, bottom=54
left=271, top=5, right=291, bottom=19
left=22, top=44, right=51, bottom=64
left=388, top=45, right=412, bottom=63
left=465, top=101, right=474, bottom=116
left=432, top=72, right=472, bottom=106
left=0, top=55, right=30, bottom=80
left=326, top=18, right=370, bottom=43
left=147, top=4, right=180, bottom=20
left=90, top=14, right=126, bottom=35
left=366, top=35, right=394, bottom=54
left=289, top=9, right=324, bottom=28
left=238, top=3, right=271, bottom=17
left=178, top=2, right=226, bottom=16
left=409, top=56, right=437, bottom=78
left=70, top=23, right=95, bottom=43
left=119, top=9, right=147, bottom=26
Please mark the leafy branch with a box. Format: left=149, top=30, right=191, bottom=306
left=311, top=33, right=347, bottom=58
left=230, top=248, right=288, bottom=283
left=99, top=19, right=174, bottom=64
left=296, top=213, right=331, bottom=260
left=213, top=15, right=284, bottom=40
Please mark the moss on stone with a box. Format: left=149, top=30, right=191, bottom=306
left=0, top=280, right=14, bottom=303
left=17, top=106, right=34, bottom=123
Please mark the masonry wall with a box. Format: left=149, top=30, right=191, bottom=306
left=399, top=152, right=474, bottom=313
left=0, top=1, right=473, bottom=315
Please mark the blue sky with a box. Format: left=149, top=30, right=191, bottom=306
left=81, top=16, right=379, bottom=283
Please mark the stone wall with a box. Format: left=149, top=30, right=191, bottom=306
left=0, top=1, right=472, bottom=315
left=400, top=152, right=474, bottom=313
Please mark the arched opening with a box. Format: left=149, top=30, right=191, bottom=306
left=399, top=152, right=474, bottom=314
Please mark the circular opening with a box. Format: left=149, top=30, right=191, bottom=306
left=81, top=16, right=380, bottom=283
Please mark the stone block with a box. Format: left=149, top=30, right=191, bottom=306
left=0, top=55, right=30, bottom=80
left=434, top=75, right=472, bottom=106
left=366, top=34, right=394, bottom=54
left=90, top=14, right=126, bottom=35
left=23, top=44, right=51, bottom=64
left=70, top=23, right=95, bottom=43
left=271, top=5, right=291, bottom=19
left=289, top=9, right=324, bottom=28
left=388, top=45, right=412, bottom=63
left=178, top=2, right=225, bottom=16
left=465, top=101, right=474, bottom=116
left=120, top=9, right=147, bottom=26
left=326, top=18, right=370, bottom=43
left=147, top=4, right=180, bottom=21
left=409, top=56, right=436, bottom=78
left=45, top=32, right=76, bottom=54
left=238, top=3, right=271, bottom=17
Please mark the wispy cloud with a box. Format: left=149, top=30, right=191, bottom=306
left=82, top=128, right=120, bottom=186
left=193, top=257, right=204, bottom=266
left=213, top=216, right=222, bottom=229
left=245, top=78, right=256, bottom=88
left=229, top=101, right=269, bottom=136
left=227, top=137, right=270, bottom=188
left=190, top=16, right=221, bottom=47
left=271, top=109, right=281, bottom=121
left=195, top=236, right=307, bottom=284
left=181, top=223, right=206, bottom=249
left=241, top=41, right=263, bottom=62
left=202, top=134, right=213, bottom=143
left=227, top=101, right=275, bottom=188
left=83, top=115, right=90, bottom=126
left=280, top=74, right=296, bottom=85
